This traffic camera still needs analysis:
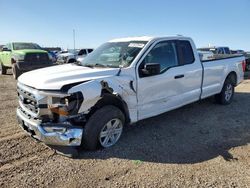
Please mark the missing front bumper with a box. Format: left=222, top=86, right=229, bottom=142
left=16, top=108, right=83, bottom=146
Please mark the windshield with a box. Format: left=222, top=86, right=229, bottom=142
left=13, top=43, right=42, bottom=50
left=80, top=41, right=147, bottom=68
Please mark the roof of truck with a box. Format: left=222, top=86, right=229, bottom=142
left=109, top=36, right=154, bottom=42
left=108, top=35, right=190, bottom=43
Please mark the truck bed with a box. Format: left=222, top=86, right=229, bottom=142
left=201, top=55, right=245, bottom=99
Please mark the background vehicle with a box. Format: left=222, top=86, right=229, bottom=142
left=0, top=42, right=52, bottom=79
left=16, top=36, right=245, bottom=156
left=198, top=46, right=231, bottom=55
left=57, top=48, right=93, bottom=64
left=231, top=49, right=245, bottom=54
left=47, top=51, right=57, bottom=63
left=198, top=50, right=214, bottom=61
left=230, top=50, right=250, bottom=71
left=245, top=52, right=250, bottom=71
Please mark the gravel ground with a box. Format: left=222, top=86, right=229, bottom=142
left=0, top=71, right=250, bottom=188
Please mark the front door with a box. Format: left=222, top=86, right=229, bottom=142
left=136, top=39, right=202, bottom=120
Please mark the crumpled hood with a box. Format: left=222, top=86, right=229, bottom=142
left=18, top=64, right=119, bottom=90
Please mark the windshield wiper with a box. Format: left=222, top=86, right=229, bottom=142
left=93, top=63, right=107, bottom=67
left=82, top=63, right=108, bottom=68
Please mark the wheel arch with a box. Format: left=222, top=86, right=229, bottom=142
left=225, top=71, right=237, bottom=86
left=88, top=90, right=131, bottom=124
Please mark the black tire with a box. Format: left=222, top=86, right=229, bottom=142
left=82, top=105, right=125, bottom=150
left=12, top=64, right=22, bottom=79
left=215, top=77, right=235, bottom=105
left=67, top=59, right=76, bottom=63
left=0, top=63, right=7, bottom=75
left=246, top=63, right=250, bottom=71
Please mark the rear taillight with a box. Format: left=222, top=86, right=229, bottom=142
left=242, top=60, right=246, bottom=72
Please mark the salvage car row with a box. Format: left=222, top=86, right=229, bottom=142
left=0, top=42, right=94, bottom=79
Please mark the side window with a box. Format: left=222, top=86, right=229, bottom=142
left=87, top=49, right=93, bottom=54
left=141, top=41, right=178, bottom=73
left=177, top=41, right=195, bottom=65
left=78, top=49, right=87, bottom=56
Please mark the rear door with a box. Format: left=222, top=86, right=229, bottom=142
left=175, top=40, right=203, bottom=104
left=136, top=39, right=202, bottom=120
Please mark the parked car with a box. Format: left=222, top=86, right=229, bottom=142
left=231, top=49, right=245, bottom=54
left=198, top=50, right=214, bottom=61
left=76, top=48, right=93, bottom=62
left=47, top=51, right=57, bottom=63
left=245, top=52, right=250, bottom=71
left=16, top=36, right=245, bottom=156
left=198, top=46, right=231, bottom=55
left=0, top=42, right=52, bottom=79
left=57, top=48, right=93, bottom=64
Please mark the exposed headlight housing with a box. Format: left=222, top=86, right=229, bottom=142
left=48, top=92, right=83, bottom=116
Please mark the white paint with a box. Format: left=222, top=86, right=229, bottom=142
left=18, top=36, right=245, bottom=124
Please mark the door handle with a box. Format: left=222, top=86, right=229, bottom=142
left=174, top=74, right=184, bottom=79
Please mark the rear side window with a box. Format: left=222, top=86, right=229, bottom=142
left=87, top=49, right=93, bottom=53
left=177, top=41, right=195, bottom=65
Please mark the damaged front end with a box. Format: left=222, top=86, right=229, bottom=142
left=16, top=82, right=87, bottom=147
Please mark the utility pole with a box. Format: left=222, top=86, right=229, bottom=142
left=73, top=29, right=76, bottom=51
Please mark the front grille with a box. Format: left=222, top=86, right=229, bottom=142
left=24, top=53, right=50, bottom=65
left=17, top=86, right=39, bottom=115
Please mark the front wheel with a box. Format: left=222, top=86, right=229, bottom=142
left=67, top=59, right=76, bottom=63
left=82, top=105, right=125, bottom=150
left=215, top=78, right=235, bottom=105
left=0, top=63, right=7, bottom=75
left=12, top=64, right=21, bottom=79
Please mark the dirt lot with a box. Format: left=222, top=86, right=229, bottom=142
left=0, top=72, right=250, bottom=188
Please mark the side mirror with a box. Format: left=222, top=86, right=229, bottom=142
left=141, top=63, right=160, bottom=76
left=2, top=47, right=11, bottom=52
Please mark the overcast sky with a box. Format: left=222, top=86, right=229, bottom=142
left=0, top=0, right=249, bottom=51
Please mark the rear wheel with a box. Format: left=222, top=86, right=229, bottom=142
left=82, top=105, right=125, bottom=150
left=215, top=77, right=235, bottom=105
left=0, top=63, right=7, bottom=75
left=12, top=64, right=21, bottom=79
left=67, top=59, right=76, bottom=63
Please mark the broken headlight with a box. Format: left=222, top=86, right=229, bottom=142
left=48, top=92, right=83, bottom=116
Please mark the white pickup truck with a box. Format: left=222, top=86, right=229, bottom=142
left=16, top=36, right=246, bottom=155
